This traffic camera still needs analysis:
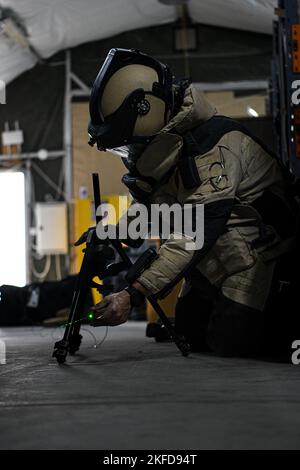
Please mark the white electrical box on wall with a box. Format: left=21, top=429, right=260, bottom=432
left=2, top=129, right=24, bottom=146
left=35, top=203, right=68, bottom=255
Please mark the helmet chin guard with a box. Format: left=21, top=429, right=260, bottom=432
left=88, top=48, right=175, bottom=151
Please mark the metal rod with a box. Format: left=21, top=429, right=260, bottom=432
left=24, top=160, right=32, bottom=284
left=195, top=80, right=269, bottom=91
left=0, top=150, right=66, bottom=162
left=70, top=72, right=90, bottom=94
left=92, top=173, right=102, bottom=224
left=64, top=49, right=73, bottom=274
left=64, top=49, right=73, bottom=203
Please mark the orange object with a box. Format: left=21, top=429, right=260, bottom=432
left=292, top=25, right=300, bottom=73
left=146, top=282, right=182, bottom=322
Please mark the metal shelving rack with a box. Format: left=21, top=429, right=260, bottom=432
left=271, top=0, right=300, bottom=178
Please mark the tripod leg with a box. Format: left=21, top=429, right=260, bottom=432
left=111, top=239, right=191, bottom=356
left=53, top=229, right=99, bottom=364
left=68, top=289, right=88, bottom=355
left=148, top=297, right=191, bottom=357
left=52, top=276, right=89, bottom=363
left=69, top=324, right=83, bottom=355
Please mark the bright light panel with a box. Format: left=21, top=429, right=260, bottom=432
left=0, top=172, right=27, bottom=287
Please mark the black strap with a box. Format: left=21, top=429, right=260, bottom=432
left=185, top=115, right=278, bottom=158
left=178, top=115, right=287, bottom=190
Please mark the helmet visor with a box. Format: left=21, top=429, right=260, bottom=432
left=110, top=143, right=147, bottom=161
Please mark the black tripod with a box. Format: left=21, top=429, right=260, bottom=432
left=52, top=173, right=190, bottom=364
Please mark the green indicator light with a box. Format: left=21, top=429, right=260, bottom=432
left=88, top=313, right=94, bottom=320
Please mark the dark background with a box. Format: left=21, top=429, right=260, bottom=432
left=0, top=22, right=274, bottom=202
left=0, top=22, right=273, bottom=151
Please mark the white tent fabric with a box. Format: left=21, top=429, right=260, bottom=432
left=190, top=0, right=276, bottom=34
left=0, top=0, right=277, bottom=84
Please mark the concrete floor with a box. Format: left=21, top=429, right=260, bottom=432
left=0, top=322, right=300, bottom=450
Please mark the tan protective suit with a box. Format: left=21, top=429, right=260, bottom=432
left=131, top=85, right=291, bottom=311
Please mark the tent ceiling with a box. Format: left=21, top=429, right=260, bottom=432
left=0, top=0, right=277, bottom=84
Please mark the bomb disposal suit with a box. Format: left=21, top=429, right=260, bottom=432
left=88, top=48, right=298, bottom=356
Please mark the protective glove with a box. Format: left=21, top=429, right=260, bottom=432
left=91, top=290, right=131, bottom=327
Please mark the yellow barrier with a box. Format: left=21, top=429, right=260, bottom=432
left=73, top=195, right=130, bottom=304
left=73, top=196, right=180, bottom=316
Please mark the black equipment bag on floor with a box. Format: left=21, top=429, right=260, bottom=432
left=0, top=276, right=79, bottom=326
